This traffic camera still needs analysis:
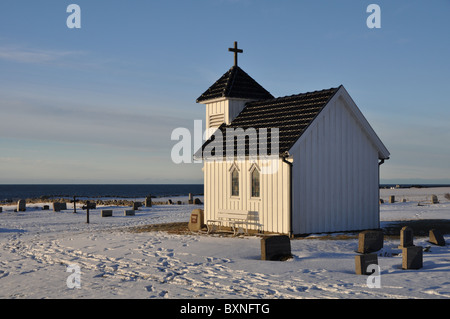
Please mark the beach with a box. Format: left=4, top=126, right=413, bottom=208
left=0, top=188, right=449, bottom=299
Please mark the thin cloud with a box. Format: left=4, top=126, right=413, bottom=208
left=0, top=94, right=183, bottom=153
left=0, top=45, right=85, bottom=64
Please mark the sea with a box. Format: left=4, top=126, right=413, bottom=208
left=1, top=183, right=449, bottom=203
left=0, top=184, right=204, bottom=202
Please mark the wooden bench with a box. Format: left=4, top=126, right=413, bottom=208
left=206, top=210, right=262, bottom=235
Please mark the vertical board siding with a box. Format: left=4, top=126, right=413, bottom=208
left=204, top=159, right=290, bottom=234
left=203, top=92, right=383, bottom=235
left=291, top=97, right=380, bottom=234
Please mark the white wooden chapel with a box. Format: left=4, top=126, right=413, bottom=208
left=195, top=42, right=390, bottom=236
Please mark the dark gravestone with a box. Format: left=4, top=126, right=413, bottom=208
left=261, top=235, right=292, bottom=261
left=0, top=207, right=2, bottom=213
left=357, top=230, right=383, bottom=254
left=132, top=202, right=140, bottom=210
left=53, top=202, right=67, bottom=212
left=431, top=195, right=439, bottom=204
left=82, top=202, right=96, bottom=210
left=398, top=226, right=414, bottom=249
left=429, top=229, right=445, bottom=246
left=124, top=209, right=135, bottom=216
left=389, top=196, right=395, bottom=203
left=402, top=246, right=423, bottom=269
left=188, top=209, right=205, bottom=232
left=145, top=195, right=152, bottom=207
left=42, top=205, right=50, bottom=210
left=194, top=198, right=202, bottom=205
left=17, top=199, right=26, bottom=212
left=53, top=203, right=61, bottom=212
left=355, top=253, right=378, bottom=275
left=101, top=209, right=113, bottom=217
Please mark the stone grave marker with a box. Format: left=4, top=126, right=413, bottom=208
left=194, top=198, right=202, bottom=205
left=355, top=253, right=378, bottom=275
left=188, top=193, right=193, bottom=204
left=124, top=209, right=135, bottom=216
left=389, top=196, right=395, bottom=203
left=17, top=199, right=26, bottom=212
left=53, top=203, right=60, bottom=212
left=431, top=195, right=439, bottom=204
left=357, top=230, right=383, bottom=254
left=42, top=205, right=49, bottom=210
left=398, top=226, right=414, bottom=249
left=145, top=195, right=152, bottom=207
left=132, top=202, right=139, bottom=210
left=402, top=246, right=423, bottom=269
left=53, top=202, right=67, bottom=212
left=82, top=202, right=96, bottom=210
left=101, top=209, right=113, bottom=217
left=0, top=207, right=2, bottom=213
left=167, top=199, right=173, bottom=205
left=261, top=235, right=292, bottom=261
left=429, top=229, right=445, bottom=246
left=188, top=209, right=205, bottom=232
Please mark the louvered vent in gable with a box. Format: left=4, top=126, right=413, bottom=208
left=209, top=113, right=224, bottom=128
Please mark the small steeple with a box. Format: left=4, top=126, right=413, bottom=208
left=196, top=42, right=274, bottom=134
left=196, top=42, right=272, bottom=103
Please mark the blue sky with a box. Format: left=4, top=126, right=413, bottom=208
left=0, top=0, right=449, bottom=184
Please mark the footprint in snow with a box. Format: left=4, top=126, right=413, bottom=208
left=266, top=289, right=277, bottom=295
left=206, top=257, right=232, bottom=263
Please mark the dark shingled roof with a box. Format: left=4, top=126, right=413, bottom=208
left=196, top=86, right=341, bottom=159
left=196, top=66, right=274, bottom=103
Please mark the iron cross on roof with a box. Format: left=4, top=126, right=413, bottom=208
left=228, top=41, right=243, bottom=66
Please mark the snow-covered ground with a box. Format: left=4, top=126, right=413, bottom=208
left=0, top=189, right=449, bottom=299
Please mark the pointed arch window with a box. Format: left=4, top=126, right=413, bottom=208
left=250, top=165, right=260, bottom=198
left=231, top=165, right=239, bottom=197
